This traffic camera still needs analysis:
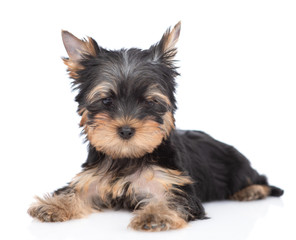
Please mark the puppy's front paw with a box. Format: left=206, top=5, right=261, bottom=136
left=28, top=198, right=70, bottom=222
left=129, top=213, right=169, bottom=231
left=129, top=205, right=187, bottom=231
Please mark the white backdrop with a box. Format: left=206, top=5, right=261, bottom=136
left=0, top=1, right=295, bottom=239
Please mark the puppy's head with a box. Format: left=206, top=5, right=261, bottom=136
left=62, top=22, right=181, bottom=159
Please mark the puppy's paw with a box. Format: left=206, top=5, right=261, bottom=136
left=28, top=203, right=69, bottom=222
left=28, top=197, right=70, bottom=222
left=129, top=208, right=187, bottom=231
left=230, top=185, right=270, bottom=201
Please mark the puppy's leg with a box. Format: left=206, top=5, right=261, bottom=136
left=230, top=184, right=270, bottom=201
left=28, top=167, right=104, bottom=222
left=129, top=200, right=187, bottom=231
left=226, top=146, right=283, bottom=201
left=128, top=167, right=206, bottom=231
left=28, top=186, right=94, bottom=222
left=129, top=192, right=205, bottom=231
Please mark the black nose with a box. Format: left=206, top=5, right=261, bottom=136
left=118, top=126, right=135, bottom=140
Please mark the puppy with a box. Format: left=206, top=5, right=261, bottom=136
left=28, top=22, right=283, bottom=231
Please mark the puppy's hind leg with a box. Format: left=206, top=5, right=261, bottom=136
left=230, top=184, right=284, bottom=201
left=230, top=184, right=270, bottom=201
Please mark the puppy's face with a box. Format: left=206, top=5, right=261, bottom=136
left=62, top=23, right=180, bottom=159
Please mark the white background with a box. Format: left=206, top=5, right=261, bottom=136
left=0, top=0, right=295, bottom=239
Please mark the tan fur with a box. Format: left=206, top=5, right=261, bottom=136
left=81, top=37, right=97, bottom=57
left=87, top=81, right=116, bottom=102
left=79, top=108, right=88, bottom=127
left=162, top=21, right=181, bottom=58
left=162, top=112, right=175, bottom=138
left=72, top=165, right=192, bottom=205
left=63, top=36, right=96, bottom=79
left=145, top=84, right=171, bottom=106
left=129, top=201, right=187, bottom=231
left=146, top=92, right=171, bottom=106
left=152, top=166, right=192, bottom=190
left=63, top=58, right=84, bottom=79
left=230, top=184, right=271, bottom=201
left=27, top=192, right=94, bottom=222
left=29, top=164, right=192, bottom=226
left=85, top=113, right=174, bottom=159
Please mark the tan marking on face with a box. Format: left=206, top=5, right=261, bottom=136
left=85, top=113, right=172, bottom=159
left=79, top=109, right=89, bottom=127
left=162, top=112, right=175, bottom=138
left=145, top=84, right=171, bottom=106
left=87, top=82, right=116, bottom=102
left=146, top=93, right=171, bottom=106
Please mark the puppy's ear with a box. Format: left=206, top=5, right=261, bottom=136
left=62, top=30, right=97, bottom=60
left=154, top=21, right=181, bottom=61
left=161, top=21, right=181, bottom=54
left=61, top=30, right=97, bottom=78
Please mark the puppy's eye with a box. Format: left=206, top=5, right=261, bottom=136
left=145, top=99, right=158, bottom=107
left=102, top=97, right=113, bottom=107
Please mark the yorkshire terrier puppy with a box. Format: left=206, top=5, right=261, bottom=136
left=28, top=22, right=283, bottom=231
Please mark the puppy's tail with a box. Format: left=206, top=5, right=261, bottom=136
left=269, top=185, right=284, bottom=197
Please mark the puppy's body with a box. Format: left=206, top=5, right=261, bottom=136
left=28, top=22, right=283, bottom=231
left=169, top=130, right=282, bottom=201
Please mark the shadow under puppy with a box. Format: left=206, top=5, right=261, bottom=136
left=28, top=22, right=284, bottom=231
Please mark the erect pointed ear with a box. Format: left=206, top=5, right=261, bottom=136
left=154, top=21, right=181, bottom=60
left=162, top=21, right=181, bottom=53
left=61, top=30, right=97, bottom=79
left=62, top=30, right=97, bottom=60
